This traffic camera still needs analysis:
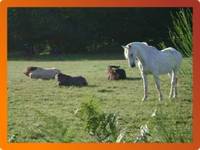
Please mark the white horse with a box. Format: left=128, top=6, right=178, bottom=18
left=122, top=42, right=182, bottom=101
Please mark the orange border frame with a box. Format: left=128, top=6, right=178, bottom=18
left=0, top=0, right=200, bottom=150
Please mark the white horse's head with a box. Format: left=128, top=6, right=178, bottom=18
left=122, top=44, right=136, bottom=68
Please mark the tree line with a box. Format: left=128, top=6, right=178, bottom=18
left=8, top=8, right=191, bottom=57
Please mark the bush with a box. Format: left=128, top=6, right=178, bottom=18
left=76, top=99, right=124, bottom=142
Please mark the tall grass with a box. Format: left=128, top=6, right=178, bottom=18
left=169, top=9, right=192, bottom=56
left=75, top=98, right=191, bottom=143
left=76, top=99, right=124, bottom=142
left=31, top=110, right=70, bottom=142
left=149, top=105, right=191, bottom=143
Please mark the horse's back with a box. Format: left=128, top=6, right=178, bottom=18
left=161, top=47, right=182, bottom=62
left=159, top=47, right=182, bottom=72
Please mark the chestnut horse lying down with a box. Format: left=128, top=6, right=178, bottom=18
left=55, top=73, right=88, bottom=86
left=24, top=66, right=61, bottom=80
left=107, top=65, right=126, bottom=80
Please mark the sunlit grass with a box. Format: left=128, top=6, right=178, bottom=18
left=8, top=56, right=192, bottom=142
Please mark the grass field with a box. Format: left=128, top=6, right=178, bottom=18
left=8, top=55, right=192, bottom=143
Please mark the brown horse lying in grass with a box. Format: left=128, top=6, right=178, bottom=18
left=107, top=65, right=126, bottom=80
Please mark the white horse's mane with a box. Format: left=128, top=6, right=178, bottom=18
left=132, top=42, right=148, bottom=46
left=132, top=42, right=161, bottom=54
left=124, top=42, right=159, bottom=59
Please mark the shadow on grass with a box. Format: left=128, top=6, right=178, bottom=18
left=97, top=89, right=113, bottom=93
left=87, top=85, right=98, bottom=88
left=125, top=77, right=142, bottom=80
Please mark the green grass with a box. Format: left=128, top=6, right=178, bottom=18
left=8, top=55, right=192, bottom=143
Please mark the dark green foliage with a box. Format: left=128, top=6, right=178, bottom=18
left=8, top=8, right=184, bottom=57
left=157, top=41, right=167, bottom=49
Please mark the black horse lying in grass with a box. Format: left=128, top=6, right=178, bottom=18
left=55, top=73, right=88, bottom=86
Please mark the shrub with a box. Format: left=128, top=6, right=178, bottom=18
left=76, top=99, right=124, bottom=142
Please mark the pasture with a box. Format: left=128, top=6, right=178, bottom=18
left=8, top=55, right=192, bottom=143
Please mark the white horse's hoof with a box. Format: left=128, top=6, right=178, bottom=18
left=169, top=93, right=173, bottom=99
left=142, top=97, right=148, bottom=101
left=159, top=96, right=163, bottom=101
left=172, top=95, right=177, bottom=99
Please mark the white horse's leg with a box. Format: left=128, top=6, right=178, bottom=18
left=173, top=71, right=178, bottom=98
left=169, top=70, right=177, bottom=98
left=153, top=75, right=163, bottom=101
left=169, top=72, right=173, bottom=98
left=173, top=77, right=178, bottom=98
left=142, top=73, right=148, bottom=101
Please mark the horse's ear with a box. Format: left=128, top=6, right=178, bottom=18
left=121, top=45, right=126, bottom=49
